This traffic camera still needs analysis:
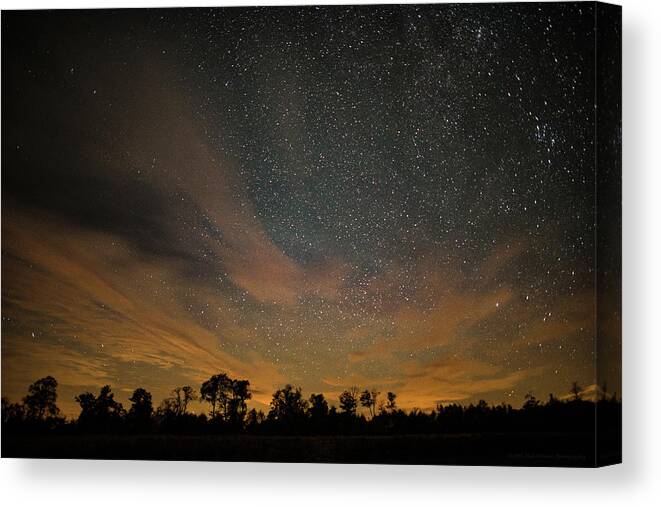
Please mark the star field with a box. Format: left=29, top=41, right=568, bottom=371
left=1, top=4, right=620, bottom=416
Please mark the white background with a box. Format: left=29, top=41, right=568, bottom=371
left=1, top=0, right=659, bottom=505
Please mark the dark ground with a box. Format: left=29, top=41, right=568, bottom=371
left=2, top=432, right=621, bottom=467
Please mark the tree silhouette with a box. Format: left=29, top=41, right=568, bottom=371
left=571, top=381, right=582, bottom=401
left=2, top=397, right=25, bottom=425
left=75, top=385, right=124, bottom=430
left=129, top=388, right=153, bottom=416
left=173, top=386, right=197, bottom=416
left=339, top=387, right=359, bottom=415
left=157, top=397, right=178, bottom=417
left=23, top=376, right=60, bottom=421
left=2, top=373, right=622, bottom=456
left=200, top=373, right=232, bottom=419
left=360, top=389, right=379, bottom=418
left=199, top=373, right=252, bottom=424
left=268, top=384, right=308, bottom=424
left=128, top=387, right=153, bottom=429
left=523, top=392, right=540, bottom=410
left=246, top=408, right=265, bottom=431
left=385, top=391, right=397, bottom=413
left=308, top=393, right=329, bottom=419
left=227, top=378, right=252, bottom=426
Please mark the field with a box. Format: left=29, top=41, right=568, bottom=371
left=2, top=432, right=620, bottom=467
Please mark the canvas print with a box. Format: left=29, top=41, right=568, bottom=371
left=1, top=2, right=621, bottom=466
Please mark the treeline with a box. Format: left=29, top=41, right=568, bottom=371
left=2, top=374, right=621, bottom=436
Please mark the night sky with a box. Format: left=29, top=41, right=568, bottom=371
left=2, top=3, right=621, bottom=416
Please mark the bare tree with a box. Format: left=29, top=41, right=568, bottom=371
left=570, top=381, right=582, bottom=401
left=173, top=385, right=197, bottom=416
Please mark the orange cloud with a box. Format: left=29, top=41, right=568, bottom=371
left=320, top=357, right=541, bottom=410
left=2, top=208, right=286, bottom=416
left=347, top=246, right=519, bottom=361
